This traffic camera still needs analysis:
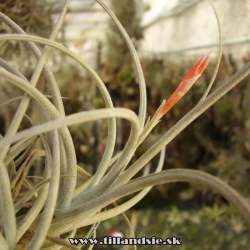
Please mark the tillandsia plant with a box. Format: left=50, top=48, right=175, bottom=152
left=0, top=0, right=250, bottom=249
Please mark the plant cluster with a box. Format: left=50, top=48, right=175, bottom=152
left=0, top=0, right=250, bottom=249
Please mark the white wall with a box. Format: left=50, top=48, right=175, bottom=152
left=140, top=0, right=250, bottom=65
left=54, top=0, right=250, bottom=68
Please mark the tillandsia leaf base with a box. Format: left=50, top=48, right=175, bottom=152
left=0, top=0, right=250, bottom=249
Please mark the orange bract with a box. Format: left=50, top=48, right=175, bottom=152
left=160, top=53, right=210, bottom=117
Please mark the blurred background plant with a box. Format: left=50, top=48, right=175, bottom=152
left=0, top=0, right=52, bottom=59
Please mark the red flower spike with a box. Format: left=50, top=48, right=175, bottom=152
left=160, top=53, right=210, bottom=117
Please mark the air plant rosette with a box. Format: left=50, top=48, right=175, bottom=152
left=0, top=0, right=250, bottom=249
